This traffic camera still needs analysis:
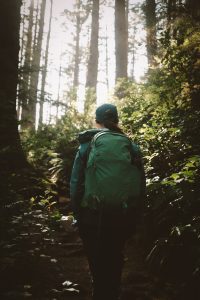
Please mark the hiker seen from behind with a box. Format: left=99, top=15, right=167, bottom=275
left=70, top=103, right=146, bottom=300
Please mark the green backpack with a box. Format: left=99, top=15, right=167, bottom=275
left=81, top=130, right=142, bottom=211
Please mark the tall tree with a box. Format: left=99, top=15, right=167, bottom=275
left=19, top=1, right=27, bottom=69
left=39, top=0, right=53, bottom=126
left=0, top=0, right=26, bottom=169
left=130, top=25, right=137, bottom=80
left=167, top=0, right=177, bottom=23
left=85, top=0, right=99, bottom=91
left=29, top=0, right=46, bottom=129
left=56, top=55, right=62, bottom=123
left=63, top=0, right=90, bottom=108
left=20, top=0, right=35, bottom=129
left=185, top=0, right=200, bottom=21
left=17, top=1, right=27, bottom=120
left=144, top=0, right=157, bottom=68
left=115, top=0, right=128, bottom=81
left=128, top=3, right=141, bottom=80
left=73, top=0, right=81, bottom=90
left=105, top=27, right=109, bottom=92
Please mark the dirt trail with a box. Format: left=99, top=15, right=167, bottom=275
left=0, top=207, right=170, bottom=300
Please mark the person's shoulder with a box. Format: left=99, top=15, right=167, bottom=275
left=77, top=129, right=101, bottom=159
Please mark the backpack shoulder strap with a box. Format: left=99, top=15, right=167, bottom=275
left=92, top=129, right=110, bottom=144
left=92, top=130, right=128, bottom=143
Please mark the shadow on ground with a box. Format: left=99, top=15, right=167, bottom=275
left=0, top=205, right=170, bottom=300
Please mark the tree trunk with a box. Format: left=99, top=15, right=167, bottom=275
left=0, top=0, right=27, bottom=169
left=131, top=26, right=137, bottom=80
left=85, top=0, right=99, bottom=91
left=167, top=0, right=176, bottom=22
left=145, top=0, right=157, bottom=68
left=39, top=0, right=53, bottom=126
left=19, top=1, right=27, bottom=69
left=56, top=58, right=62, bottom=123
left=20, top=0, right=34, bottom=130
left=73, top=0, right=81, bottom=91
left=185, top=0, right=200, bottom=21
left=115, top=0, right=128, bottom=81
left=17, top=1, right=27, bottom=120
left=126, top=0, right=129, bottom=35
left=29, top=0, right=46, bottom=129
left=105, top=27, right=109, bottom=93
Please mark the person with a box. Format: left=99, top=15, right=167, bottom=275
left=70, top=103, right=145, bottom=300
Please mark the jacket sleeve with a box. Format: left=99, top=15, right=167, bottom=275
left=70, top=142, right=89, bottom=218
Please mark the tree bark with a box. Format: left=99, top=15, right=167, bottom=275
left=39, top=0, right=53, bottom=126
left=56, top=58, right=62, bottom=123
left=85, top=0, right=99, bottom=91
left=73, top=0, right=81, bottom=90
left=131, top=26, right=137, bottom=80
left=145, top=0, right=157, bottom=68
left=19, top=1, right=27, bottom=69
left=115, top=0, right=128, bottom=81
left=167, top=0, right=175, bottom=22
left=0, top=0, right=27, bottom=169
left=185, top=0, right=200, bottom=21
left=17, top=1, right=26, bottom=120
left=105, top=27, right=109, bottom=92
left=20, top=0, right=34, bottom=129
left=29, top=0, right=46, bottom=129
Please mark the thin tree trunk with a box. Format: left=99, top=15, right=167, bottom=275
left=145, top=0, right=157, bottom=68
left=48, top=99, right=52, bottom=124
left=105, top=27, right=109, bottom=93
left=126, top=0, right=129, bottom=33
left=20, top=0, right=34, bottom=129
left=85, top=0, right=99, bottom=91
left=17, top=0, right=25, bottom=121
left=29, top=0, right=46, bottom=129
left=115, top=0, right=128, bottom=81
left=131, top=26, right=137, bottom=80
left=0, top=0, right=27, bottom=169
left=17, top=2, right=26, bottom=120
left=56, top=58, right=62, bottom=123
left=19, top=2, right=27, bottom=67
left=39, top=0, right=53, bottom=126
left=73, top=0, right=81, bottom=91
left=167, top=0, right=177, bottom=24
left=32, top=0, right=40, bottom=55
left=167, top=0, right=172, bottom=23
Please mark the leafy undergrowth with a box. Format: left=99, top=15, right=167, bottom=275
left=0, top=192, right=171, bottom=300
left=0, top=166, right=197, bottom=300
left=0, top=207, right=89, bottom=299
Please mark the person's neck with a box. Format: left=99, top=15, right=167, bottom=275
left=96, top=123, right=105, bottom=129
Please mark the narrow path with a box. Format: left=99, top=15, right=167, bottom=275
left=0, top=206, right=170, bottom=300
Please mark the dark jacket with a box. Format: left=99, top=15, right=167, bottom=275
left=70, top=129, right=146, bottom=219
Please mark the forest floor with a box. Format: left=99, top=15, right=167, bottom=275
left=0, top=197, right=173, bottom=300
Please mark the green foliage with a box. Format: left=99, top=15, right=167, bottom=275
left=18, top=10, right=200, bottom=295
left=21, top=105, right=94, bottom=196
left=113, top=15, right=200, bottom=291
left=30, top=191, right=62, bottom=229
left=30, top=189, right=57, bottom=211
left=160, top=16, right=200, bottom=109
